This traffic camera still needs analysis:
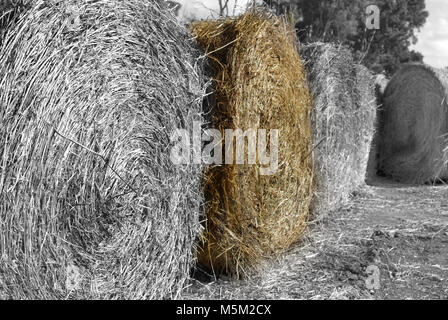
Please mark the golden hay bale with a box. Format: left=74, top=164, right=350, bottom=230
left=378, top=63, right=448, bottom=184
left=301, top=43, right=377, bottom=215
left=0, top=0, right=206, bottom=299
left=190, top=11, right=314, bottom=276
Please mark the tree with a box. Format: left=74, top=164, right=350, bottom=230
left=352, top=0, right=428, bottom=75
left=217, top=0, right=230, bottom=16
left=263, top=0, right=428, bottom=76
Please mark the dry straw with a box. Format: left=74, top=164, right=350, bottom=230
left=0, top=0, right=29, bottom=42
left=301, top=43, right=377, bottom=215
left=191, top=11, right=314, bottom=277
left=378, top=63, right=448, bottom=183
left=0, top=0, right=207, bottom=299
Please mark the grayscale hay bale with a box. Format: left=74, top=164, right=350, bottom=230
left=366, top=73, right=389, bottom=183
left=378, top=63, right=448, bottom=183
left=302, top=43, right=377, bottom=215
left=0, top=0, right=22, bottom=23
left=0, top=0, right=29, bottom=42
left=0, top=0, right=207, bottom=299
left=354, top=64, right=378, bottom=187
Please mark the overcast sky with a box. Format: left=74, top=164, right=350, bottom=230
left=176, top=0, right=258, bottom=21
left=411, top=0, right=448, bottom=68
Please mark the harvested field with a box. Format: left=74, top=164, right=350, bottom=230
left=183, top=180, right=448, bottom=300
left=1, top=1, right=446, bottom=302
left=0, top=0, right=206, bottom=299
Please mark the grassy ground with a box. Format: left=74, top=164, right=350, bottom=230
left=183, top=178, right=448, bottom=300
left=1, top=178, right=445, bottom=299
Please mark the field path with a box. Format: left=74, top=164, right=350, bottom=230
left=184, top=180, right=448, bottom=299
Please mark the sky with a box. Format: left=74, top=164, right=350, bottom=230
left=411, top=0, right=448, bottom=68
left=175, top=0, right=260, bottom=21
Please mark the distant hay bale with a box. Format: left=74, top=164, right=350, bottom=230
left=191, top=11, right=314, bottom=276
left=301, top=43, right=377, bottom=215
left=0, top=0, right=206, bottom=299
left=378, top=63, right=448, bottom=183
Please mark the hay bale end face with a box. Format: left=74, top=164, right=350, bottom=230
left=301, top=43, right=377, bottom=215
left=0, top=0, right=206, bottom=299
left=191, top=11, right=314, bottom=276
left=378, top=64, right=448, bottom=184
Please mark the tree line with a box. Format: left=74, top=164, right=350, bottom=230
left=263, top=0, right=428, bottom=76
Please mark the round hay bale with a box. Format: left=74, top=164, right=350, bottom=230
left=301, top=43, right=377, bottom=215
left=0, top=0, right=206, bottom=299
left=354, top=64, right=378, bottom=187
left=190, top=11, right=314, bottom=276
left=378, top=63, right=448, bottom=184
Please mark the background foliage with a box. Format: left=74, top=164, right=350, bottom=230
left=263, top=0, right=428, bottom=76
